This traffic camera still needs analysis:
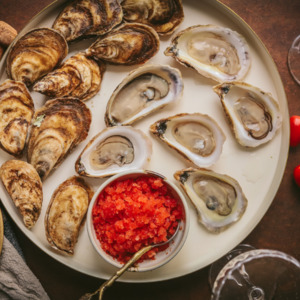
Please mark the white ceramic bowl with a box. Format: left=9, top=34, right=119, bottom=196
left=86, top=169, right=190, bottom=272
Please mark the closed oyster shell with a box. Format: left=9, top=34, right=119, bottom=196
left=174, top=168, right=247, bottom=233
left=6, top=28, right=68, bottom=86
left=0, top=160, right=43, bottom=229
left=121, top=0, right=184, bottom=35
left=75, top=126, right=152, bottom=178
left=0, top=80, right=34, bottom=156
left=105, top=64, right=183, bottom=126
left=86, top=23, right=160, bottom=65
left=150, top=113, right=225, bottom=168
left=53, top=0, right=123, bottom=42
left=33, top=52, right=106, bottom=101
left=213, top=81, right=282, bottom=147
left=27, top=98, right=91, bottom=181
left=45, top=176, right=93, bottom=255
left=164, top=25, right=251, bottom=83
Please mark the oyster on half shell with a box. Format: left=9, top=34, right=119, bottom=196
left=75, top=126, right=152, bottom=178
left=174, top=168, right=247, bottom=233
left=150, top=113, right=225, bottom=168
left=105, top=64, right=183, bottom=126
left=86, top=23, right=160, bottom=65
left=6, top=28, right=68, bottom=86
left=121, top=0, right=184, bottom=35
left=164, top=25, right=251, bottom=83
left=213, top=81, right=282, bottom=147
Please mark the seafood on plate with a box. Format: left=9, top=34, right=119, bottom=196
left=27, top=98, right=91, bottom=181
left=33, top=52, right=106, bottom=101
left=150, top=113, right=226, bottom=168
left=86, top=23, right=160, bottom=65
left=45, top=176, right=93, bottom=255
left=0, top=80, right=34, bottom=156
left=213, top=81, right=282, bottom=147
left=121, top=0, right=184, bottom=35
left=164, top=24, right=251, bottom=83
left=75, top=126, right=152, bottom=178
left=52, top=0, right=123, bottom=42
left=0, top=160, right=43, bottom=229
left=105, top=64, right=183, bottom=126
left=174, top=167, right=248, bottom=233
left=6, top=28, right=68, bottom=86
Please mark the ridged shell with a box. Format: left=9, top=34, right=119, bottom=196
left=75, top=126, right=152, bottom=178
left=6, top=28, right=68, bottom=86
left=164, top=25, right=251, bottom=83
left=27, top=98, right=91, bottom=181
left=33, top=52, right=106, bottom=101
left=0, top=80, right=34, bottom=156
left=121, top=0, right=184, bottom=35
left=45, top=176, right=94, bottom=255
left=53, top=0, right=123, bottom=42
left=105, top=64, right=183, bottom=126
left=150, top=113, right=225, bottom=168
left=174, top=168, right=247, bottom=233
left=0, top=160, right=43, bottom=229
left=86, top=23, right=160, bottom=65
left=213, top=81, right=282, bottom=147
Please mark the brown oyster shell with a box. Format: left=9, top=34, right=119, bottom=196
left=0, top=160, right=43, bottom=229
left=86, top=23, right=160, bottom=65
left=6, top=28, right=68, bottom=87
left=45, top=176, right=93, bottom=255
left=121, top=0, right=184, bottom=35
left=27, top=97, right=91, bottom=181
left=33, top=52, right=106, bottom=101
left=52, top=0, right=123, bottom=42
left=0, top=80, right=34, bottom=156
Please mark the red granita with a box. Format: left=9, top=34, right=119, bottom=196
left=92, top=175, right=183, bottom=264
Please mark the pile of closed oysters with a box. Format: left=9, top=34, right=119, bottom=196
left=0, top=0, right=283, bottom=256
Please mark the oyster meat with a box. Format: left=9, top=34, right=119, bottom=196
left=6, top=28, right=68, bottom=86
left=53, top=0, right=123, bottom=42
left=174, top=168, right=247, bottom=233
left=45, top=176, right=93, bottom=255
left=213, top=81, right=282, bottom=147
left=105, top=64, right=183, bottom=126
left=0, top=160, right=43, bottom=229
left=33, top=52, right=106, bottom=101
left=86, top=23, right=160, bottom=65
left=164, top=25, right=251, bottom=82
left=121, top=0, right=184, bottom=35
left=75, top=126, right=152, bottom=177
left=150, top=113, right=225, bottom=168
left=0, top=80, right=34, bottom=156
left=27, top=98, right=91, bottom=181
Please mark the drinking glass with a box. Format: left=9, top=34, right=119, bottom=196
left=288, top=35, right=300, bottom=85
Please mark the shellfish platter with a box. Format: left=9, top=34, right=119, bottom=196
left=0, top=0, right=289, bottom=282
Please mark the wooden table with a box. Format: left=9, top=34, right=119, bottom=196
left=0, top=0, right=299, bottom=299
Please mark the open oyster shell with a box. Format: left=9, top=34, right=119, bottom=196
left=0, top=80, right=34, bottom=156
left=6, top=28, right=68, bottom=86
left=45, top=176, right=93, bottom=255
left=174, top=168, right=247, bottom=233
left=105, top=64, right=183, bottom=126
left=86, top=23, right=160, bottom=65
left=164, top=25, right=251, bottom=83
left=0, top=160, right=43, bottom=229
left=121, top=0, right=184, bottom=35
left=75, top=126, right=152, bottom=178
left=213, top=81, right=282, bottom=147
left=33, top=52, right=106, bottom=101
left=150, top=113, right=226, bottom=168
left=27, top=98, right=91, bottom=181
left=53, top=0, right=123, bottom=42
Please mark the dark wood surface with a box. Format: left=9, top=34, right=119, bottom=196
left=0, top=0, right=299, bottom=299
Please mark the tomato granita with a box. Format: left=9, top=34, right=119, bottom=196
left=92, top=175, right=183, bottom=264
